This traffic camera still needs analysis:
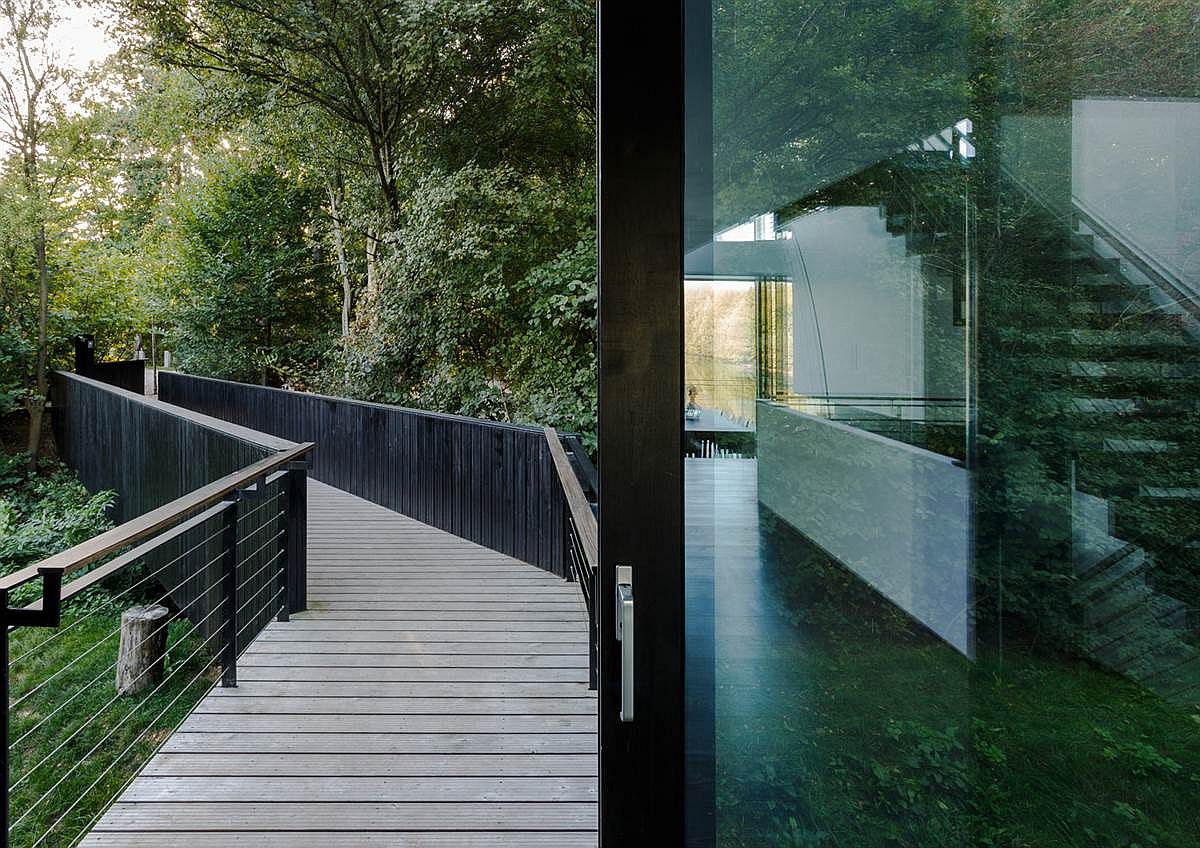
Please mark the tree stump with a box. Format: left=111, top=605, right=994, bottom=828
left=116, top=605, right=169, bottom=696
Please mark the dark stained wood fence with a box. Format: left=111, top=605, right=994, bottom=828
left=50, top=371, right=308, bottom=644
left=160, top=372, right=569, bottom=576
left=79, top=361, right=146, bottom=395
left=71, top=333, right=147, bottom=395
left=53, top=372, right=292, bottom=520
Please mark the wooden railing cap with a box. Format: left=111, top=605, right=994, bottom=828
left=1, top=443, right=314, bottom=593
left=544, top=427, right=598, bottom=570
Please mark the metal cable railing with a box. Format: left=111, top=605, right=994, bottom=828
left=544, top=428, right=599, bottom=690
left=1, top=442, right=313, bottom=848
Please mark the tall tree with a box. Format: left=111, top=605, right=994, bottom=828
left=0, top=0, right=69, bottom=467
left=116, top=0, right=547, bottom=221
left=172, top=162, right=338, bottom=386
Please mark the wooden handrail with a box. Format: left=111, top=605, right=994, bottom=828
left=544, top=427, right=598, bottom=570
left=26, top=500, right=229, bottom=611
left=0, top=442, right=315, bottom=592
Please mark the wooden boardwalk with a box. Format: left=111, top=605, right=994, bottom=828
left=81, top=480, right=598, bottom=846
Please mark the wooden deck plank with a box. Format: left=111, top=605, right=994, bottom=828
left=123, top=776, right=597, bottom=802
left=206, top=681, right=595, bottom=695
left=81, top=834, right=598, bottom=847
left=141, top=753, right=598, bottom=777
left=252, top=629, right=588, bottom=641
left=91, top=801, right=598, bottom=830
left=194, top=696, right=598, bottom=714
left=308, top=602, right=585, bottom=611
left=255, top=619, right=585, bottom=631
left=160, top=732, right=597, bottom=754
left=81, top=479, right=597, bottom=846
left=279, top=609, right=587, bottom=621
left=240, top=653, right=587, bottom=668
left=239, top=641, right=588, bottom=654
left=178, top=715, right=596, bottom=733
left=234, top=666, right=591, bottom=682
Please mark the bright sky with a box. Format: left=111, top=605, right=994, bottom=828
left=52, top=1, right=118, bottom=72
left=0, top=1, right=118, bottom=142
left=0, top=1, right=116, bottom=86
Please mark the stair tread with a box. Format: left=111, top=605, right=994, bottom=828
left=1068, top=360, right=1200, bottom=379
left=1071, top=397, right=1139, bottom=414
left=1074, top=542, right=1145, bottom=597
left=1070, top=328, right=1192, bottom=347
left=1139, top=485, right=1200, bottom=499
left=1100, top=438, right=1179, bottom=454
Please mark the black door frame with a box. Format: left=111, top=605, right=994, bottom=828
left=596, top=0, right=686, bottom=843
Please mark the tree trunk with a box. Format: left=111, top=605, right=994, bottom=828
left=116, top=605, right=170, bottom=696
left=261, top=321, right=270, bottom=386
left=326, top=181, right=353, bottom=335
left=365, top=227, right=380, bottom=299
left=24, top=222, right=48, bottom=470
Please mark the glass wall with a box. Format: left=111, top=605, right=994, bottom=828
left=684, top=1, right=1200, bottom=846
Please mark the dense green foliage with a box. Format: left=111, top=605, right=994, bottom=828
left=335, top=165, right=596, bottom=438
left=713, top=517, right=1200, bottom=848
left=0, top=451, right=114, bottom=576
left=713, top=0, right=969, bottom=231
left=0, top=452, right=219, bottom=848
left=173, top=164, right=338, bottom=384
left=1, top=0, right=597, bottom=453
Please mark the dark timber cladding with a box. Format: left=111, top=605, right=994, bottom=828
left=51, top=371, right=291, bottom=523
left=50, top=370, right=309, bottom=632
left=79, top=479, right=598, bottom=846
left=78, top=360, right=146, bottom=395
left=159, top=372, right=568, bottom=576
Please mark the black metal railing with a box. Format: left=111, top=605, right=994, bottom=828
left=1, top=443, right=312, bottom=848
left=545, top=428, right=599, bottom=689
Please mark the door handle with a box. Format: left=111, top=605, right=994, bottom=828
left=615, top=565, right=634, bottom=722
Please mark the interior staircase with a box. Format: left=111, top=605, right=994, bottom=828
left=1058, top=223, right=1200, bottom=701
left=886, top=158, right=1199, bottom=700
left=819, top=150, right=1198, bottom=700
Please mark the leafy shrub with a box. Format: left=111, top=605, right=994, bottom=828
left=0, top=329, right=32, bottom=416
left=0, top=453, right=114, bottom=576
left=1094, top=727, right=1182, bottom=778
left=173, top=164, right=340, bottom=386
left=335, top=164, right=596, bottom=447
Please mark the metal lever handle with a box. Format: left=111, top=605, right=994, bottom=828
left=615, top=565, right=633, bottom=722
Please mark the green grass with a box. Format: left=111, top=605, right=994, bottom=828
left=7, top=610, right=217, bottom=847
left=714, top=542, right=1200, bottom=848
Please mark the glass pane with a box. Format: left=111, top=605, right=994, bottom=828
left=684, top=2, right=1200, bottom=846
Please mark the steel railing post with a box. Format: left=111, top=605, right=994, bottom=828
left=590, top=566, right=600, bottom=691
left=285, top=466, right=307, bottom=614
left=564, top=509, right=575, bottom=584
left=276, top=482, right=290, bottom=624
left=220, top=496, right=239, bottom=687
left=1, top=589, right=9, bottom=848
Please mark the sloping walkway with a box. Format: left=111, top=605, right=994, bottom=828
left=81, top=480, right=598, bottom=846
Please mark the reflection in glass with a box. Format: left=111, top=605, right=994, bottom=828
left=684, top=2, right=1200, bottom=846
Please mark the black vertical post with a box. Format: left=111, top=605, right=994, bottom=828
left=1, top=590, right=9, bottom=848
left=220, top=496, right=239, bottom=687
left=589, top=564, right=600, bottom=692
left=563, top=509, right=576, bottom=584
left=276, top=484, right=290, bottom=624
left=598, top=0, right=686, bottom=841
left=72, top=334, right=95, bottom=375
left=285, top=466, right=307, bottom=614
